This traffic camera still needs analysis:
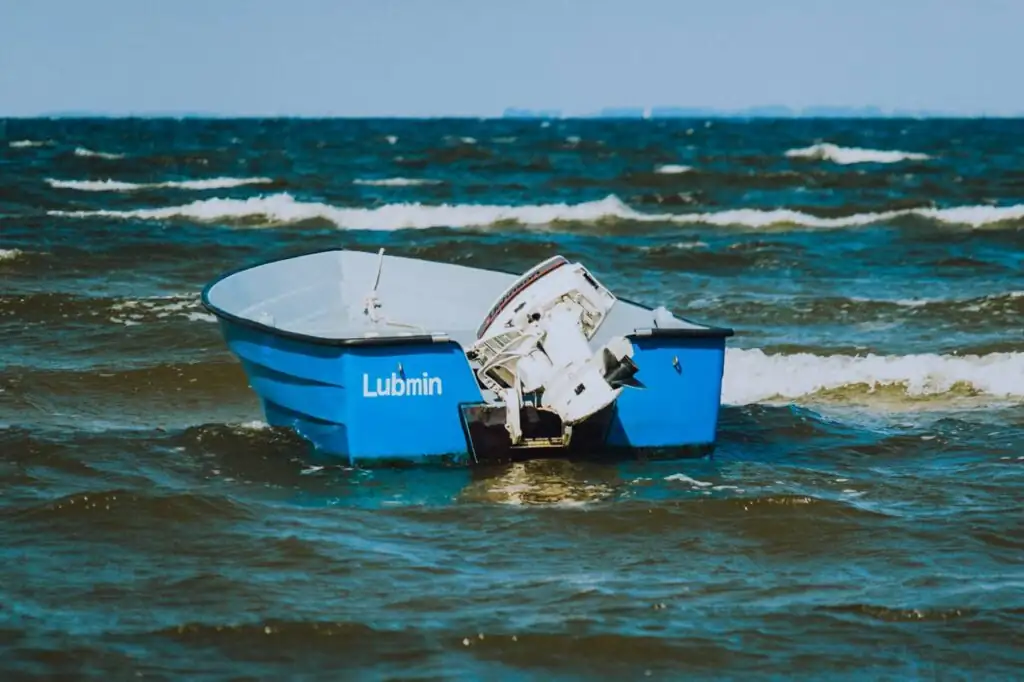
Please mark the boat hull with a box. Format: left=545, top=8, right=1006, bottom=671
left=214, top=317, right=730, bottom=466
left=217, top=319, right=487, bottom=465
left=606, top=332, right=728, bottom=450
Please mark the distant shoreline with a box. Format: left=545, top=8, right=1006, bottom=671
left=2, top=111, right=1023, bottom=120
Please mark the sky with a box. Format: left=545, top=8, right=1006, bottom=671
left=1, top=0, right=1021, bottom=117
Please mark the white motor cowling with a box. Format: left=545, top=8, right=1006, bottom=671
left=468, top=256, right=640, bottom=444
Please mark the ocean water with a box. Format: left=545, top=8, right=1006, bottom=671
left=1, top=117, right=1022, bottom=680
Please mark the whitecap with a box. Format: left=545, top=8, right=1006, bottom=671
left=655, top=164, right=692, bottom=174
left=9, top=139, right=53, bottom=148
left=47, top=193, right=1024, bottom=230
left=46, top=177, right=273, bottom=192
left=785, top=142, right=930, bottom=164
left=74, top=147, right=124, bottom=159
left=352, top=177, right=441, bottom=187
left=722, top=347, right=1024, bottom=405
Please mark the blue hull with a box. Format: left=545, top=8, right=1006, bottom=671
left=213, top=317, right=730, bottom=466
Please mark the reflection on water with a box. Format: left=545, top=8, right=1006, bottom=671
left=458, top=459, right=622, bottom=507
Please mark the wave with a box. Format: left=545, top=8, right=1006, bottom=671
left=10, top=488, right=254, bottom=526
left=47, top=193, right=641, bottom=230
left=722, top=348, right=1024, bottom=405
left=47, top=193, right=1024, bottom=231
left=108, top=293, right=216, bottom=325
left=0, top=248, right=24, bottom=261
left=74, top=146, right=124, bottom=159
left=352, top=177, right=441, bottom=187
left=8, top=139, right=53, bottom=148
left=45, top=177, right=274, bottom=192
left=0, top=291, right=215, bottom=326
left=2, top=360, right=249, bottom=404
left=785, top=143, right=930, bottom=165
left=654, top=164, right=692, bottom=174
left=687, top=290, right=1024, bottom=323
left=851, top=290, right=1024, bottom=311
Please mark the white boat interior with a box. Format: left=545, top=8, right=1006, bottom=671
left=204, top=248, right=715, bottom=351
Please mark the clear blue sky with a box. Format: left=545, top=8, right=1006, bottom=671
left=1, top=0, right=1020, bottom=117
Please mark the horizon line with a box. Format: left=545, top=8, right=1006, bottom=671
left=3, top=104, right=1024, bottom=120
left=4, top=112, right=1024, bottom=120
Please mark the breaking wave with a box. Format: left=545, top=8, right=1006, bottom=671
left=655, top=164, right=692, bottom=174
left=45, top=177, right=274, bottom=192
left=722, top=348, right=1024, bottom=405
left=0, top=249, right=24, bottom=261
left=49, top=194, right=640, bottom=230
left=686, top=290, right=1024, bottom=324
left=9, top=139, right=52, bottom=148
left=352, top=177, right=441, bottom=187
left=74, top=147, right=124, bottom=159
left=0, top=291, right=215, bottom=326
left=849, top=290, right=1024, bottom=312
left=107, top=293, right=216, bottom=326
left=785, top=143, right=930, bottom=165
left=48, top=193, right=1024, bottom=230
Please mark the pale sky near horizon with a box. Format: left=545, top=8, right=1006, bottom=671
left=1, top=0, right=1021, bottom=117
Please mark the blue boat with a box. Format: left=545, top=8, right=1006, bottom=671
left=201, top=248, right=734, bottom=466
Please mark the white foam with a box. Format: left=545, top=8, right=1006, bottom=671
left=74, top=147, right=124, bottom=159
left=352, top=177, right=440, bottom=187
left=722, top=348, right=1024, bottom=405
left=9, top=139, right=52, bottom=148
left=664, top=473, right=713, bottom=487
left=45, top=177, right=273, bottom=192
left=889, top=298, right=933, bottom=308
left=46, top=193, right=1024, bottom=230
left=642, top=240, right=708, bottom=251
left=785, top=143, right=930, bottom=164
left=48, top=193, right=645, bottom=229
left=231, top=420, right=270, bottom=432
left=855, top=290, right=1024, bottom=309
left=655, top=164, right=692, bottom=174
left=0, top=248, right=24, bottom=261
left=669, top=204, right=1024, bottom=229
left=107, top=294, right=214, bottom=326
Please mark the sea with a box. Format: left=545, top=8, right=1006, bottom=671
left=1, top=117, right=1022, bottom=681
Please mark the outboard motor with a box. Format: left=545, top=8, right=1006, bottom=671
left=468, top=256, right=641, bottom=446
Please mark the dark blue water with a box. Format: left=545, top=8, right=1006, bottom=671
left=1, top=117, right=1022, bottom=680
